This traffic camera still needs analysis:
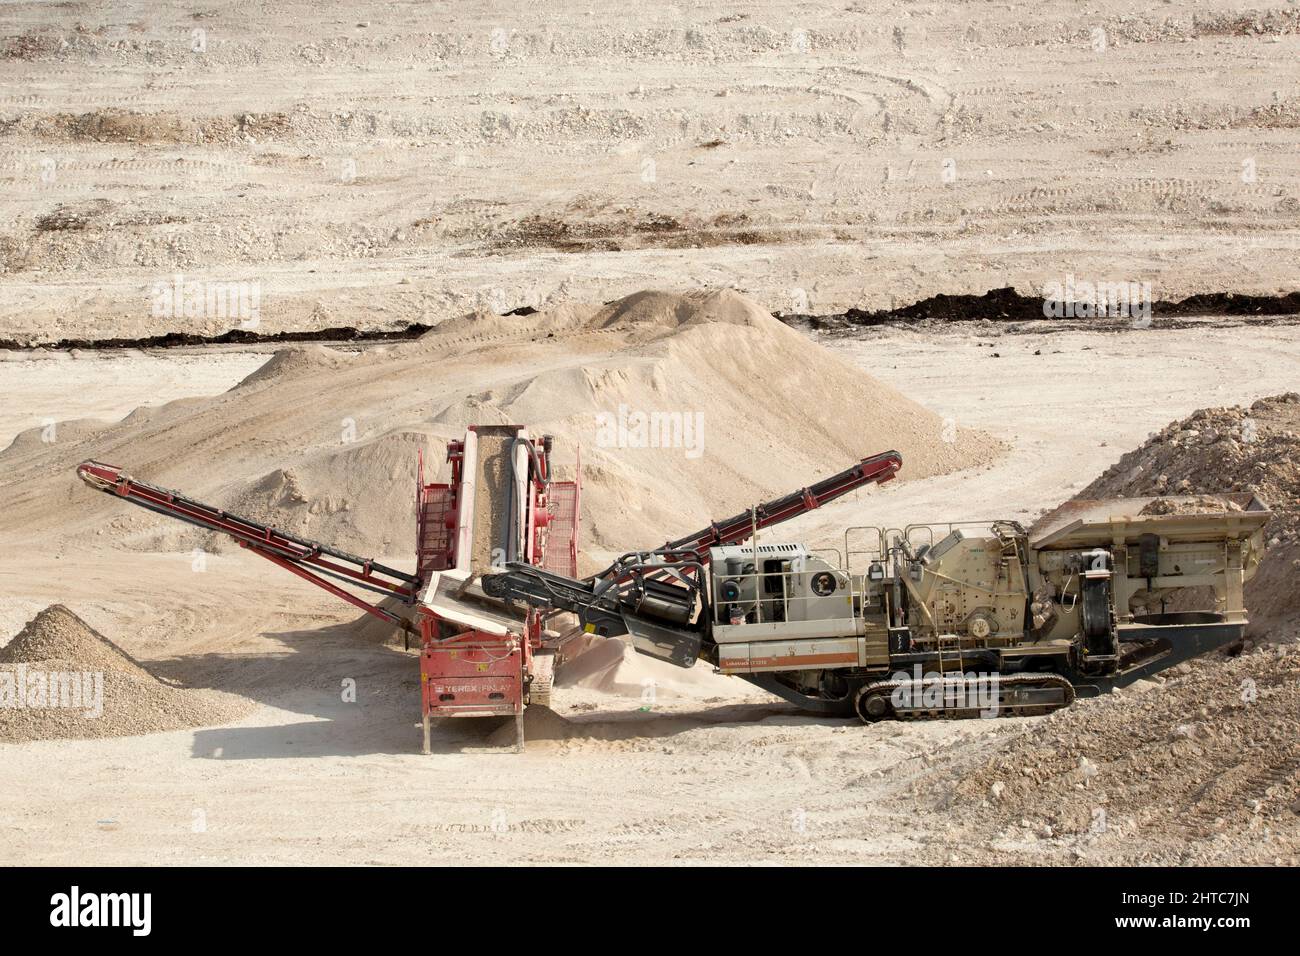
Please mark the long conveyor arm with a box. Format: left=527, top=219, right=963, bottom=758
left=662, top=449, right=901, bottom=555
left=77, top=460, right=418, bottom=630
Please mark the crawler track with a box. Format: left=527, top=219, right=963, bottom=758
left=855, top=672, right=1076, bottom=722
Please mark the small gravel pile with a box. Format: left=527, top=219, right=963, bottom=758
left=0, top=604, right=151, bottom=677
left=0, top=605, right=252, bottom=743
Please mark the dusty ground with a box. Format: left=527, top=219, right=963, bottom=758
left=0, top=347, right=271, bottom=447
left=1, top=0, right=1298, bottom=341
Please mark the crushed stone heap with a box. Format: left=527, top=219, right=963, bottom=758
left=0, top=605, right=251, bottom=742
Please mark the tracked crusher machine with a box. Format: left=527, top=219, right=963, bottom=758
left=78, top=426, right=1269, bottom=750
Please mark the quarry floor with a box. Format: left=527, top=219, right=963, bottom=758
left=2, top=318, right=1297, bottom=866
left=4, top=1, right=1299, bottom=343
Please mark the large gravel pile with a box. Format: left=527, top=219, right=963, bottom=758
left=913, top=397, right=1300, bottom=865
left=1082, top=393, right=1298, bottom=528
left=1081, top=392, right=1300, bottom=639
left=0, top=605, right=251, bottom=743
left=936, top=646, right=1300, bottom=865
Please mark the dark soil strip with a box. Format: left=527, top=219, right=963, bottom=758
left=2, top=289, right=1295, bottom=351
left=777, top=287, right=1300, bottom=331
left=0, top=323, right=436, bottom=351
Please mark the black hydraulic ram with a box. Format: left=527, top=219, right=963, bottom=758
left=482, top=557, right=708, bottom=667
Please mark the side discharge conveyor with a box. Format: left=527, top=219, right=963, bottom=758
left=77, top=460, right=421, bottom=632
left=484, top=449, right=906, bottom=674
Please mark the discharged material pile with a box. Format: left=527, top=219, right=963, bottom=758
left=485, top=705, right=578, bottom=749
left=937, top=646, right=1300, bottom=865
left=0, top=605, right=251, bottom=742
left=1139, top=495, right=1242, bottom=516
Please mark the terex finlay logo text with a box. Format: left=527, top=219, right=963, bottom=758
left=50, top=886, right=151, bottom=936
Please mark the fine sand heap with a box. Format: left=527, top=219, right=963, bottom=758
left=1080, top=393, right=1300, bottom=639
left=2, top=289, right=1003, bottom=570
left=0, top=605, right=251, bottom=743
left=554, top=637, right=631, bottom=692
left=554, top=632, right=737, bottom=698
left=485, top=706, right=579, bottom=749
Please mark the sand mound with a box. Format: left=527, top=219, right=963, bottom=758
left=408, top=289, right=1003, bottom=558
left=408, top=287, right=755, bottom=356
left=207, top=429, right=427, bottom=559
left=415, top=301, right=599, bottom=345
left=556, top=635, right=733, bottom=698
left=0, top=606, right=252, bottom=743
left=936, top=646, right=1300, bottom=864
left=1080, top=393, right=1300, bottom=638
left=485, top=705, right=577, bottom=748
left=235, top=344, right=355, bottom=388
left=590, top=288, right=774, bottom=331
left=8, top=289, right=1000, bottom=572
